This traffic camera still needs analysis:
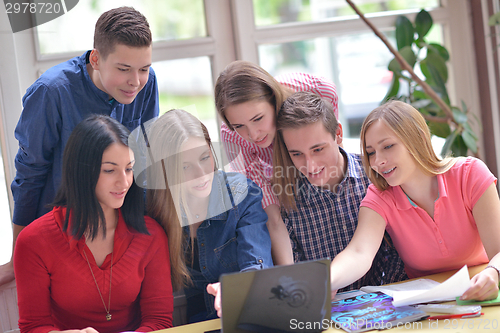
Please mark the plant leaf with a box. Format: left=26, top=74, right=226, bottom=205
left=412, top=90, right=430, bottom=100
left=396, top=15, right=414, bottom=50
left=421, top=54, right=449, bottom=103
left=428, top=121, right=451, bottom=138
left=421, top=52, right=448, bottom=82
left=382, top=75, right=400, bottom=103
left=427, top=43, right=450, bottom=61
left=441, top=130, right=458, bottom=156
left=388, top=57, right=402, bottom=73
left=451, top=135, right=468, bottom=157
left=452, top=106, right=468, bottom=124
left=415, top=9, right=433, bottom=39
left=461, top=100, right=468, bottom=114
left=411, top=99, right=432, bottom=109
left=462, top=128, right=478, bottom=154
left=387, top=47, right=416, bottom=73
left=400, top=46, right=417, bottom=67
left=463, top=122, right=478, bottom=140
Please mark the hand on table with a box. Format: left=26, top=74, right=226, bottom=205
left=207, top=282, right=222, bottom=318
left=460, top=267, right=499, bottom=301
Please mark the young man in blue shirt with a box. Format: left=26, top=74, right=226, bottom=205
left=0, top=6, right=159, bottom=286
left=273, top=91, right=407, bottom=291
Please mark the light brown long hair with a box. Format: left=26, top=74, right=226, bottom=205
left=360, top=100, right=455, bottom=191
left=145, top=109, right=217, bottom=291
left=273, top=91, right=340, bottom=211
left=214, top=60, right=292, bottom=130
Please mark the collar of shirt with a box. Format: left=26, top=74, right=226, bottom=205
left=392, top=172, right=448, bottom=210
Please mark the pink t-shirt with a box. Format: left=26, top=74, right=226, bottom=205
left=221, top=73, right=338, bottom=208
left=361, top=157, right=495, bottom=278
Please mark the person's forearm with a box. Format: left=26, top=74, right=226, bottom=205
left=13, top=224, right=25, bottom=254
left=0, top=224, right=20, bottom=286
left=264, top=204, right=293, bottom=265
left=330, top=249, right=373, bottom=291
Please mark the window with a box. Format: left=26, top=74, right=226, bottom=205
left=234, top=0, right=449, bottom=153
left=36, top=0, right=206, bottom=55
left=259, top=25, right=443, bottom=139
left=153, top=56, right=218, bottom=142
left=253, top=0, right=440, bottom=26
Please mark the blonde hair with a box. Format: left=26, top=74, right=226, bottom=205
left=145, top=109, right=217, bottom=291
left=214, top=60, right=292, bottom=130
left=273, top=91, right=339, bottom=211
left=360, top=100, right=455, bottom=191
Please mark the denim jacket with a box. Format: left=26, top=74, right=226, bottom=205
left=183, top=170, right=273, bottom=319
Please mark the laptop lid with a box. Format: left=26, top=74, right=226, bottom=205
left=220, top=259, right=331, bottom=333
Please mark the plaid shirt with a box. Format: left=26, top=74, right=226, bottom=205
left=282, top=149, right=408, bottom=291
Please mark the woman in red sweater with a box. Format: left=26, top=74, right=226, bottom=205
left=14, top=115, right=173, bottom=333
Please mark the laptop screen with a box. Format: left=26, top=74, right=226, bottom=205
left=220, top=259, right=331, bottom=333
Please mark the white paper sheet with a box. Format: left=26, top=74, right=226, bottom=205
left=360, top=278, right=440, bottom=297
left=391, top=265, right=471, bottom=307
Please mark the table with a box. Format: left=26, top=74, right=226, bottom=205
left=156, top=264, right=500, bottom=332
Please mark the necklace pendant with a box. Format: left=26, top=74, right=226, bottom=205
left=106, top=313, right=112, bottom=321
left=195, top=214, right=199, bottom=219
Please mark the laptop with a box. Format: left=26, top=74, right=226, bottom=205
left=220, top=259, right=331, bottom=333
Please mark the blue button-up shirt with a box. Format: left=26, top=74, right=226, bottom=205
left=183, top=170, right=273, bottom=319
left=282, top=148, right=407, bottom=291
left=11, top=51, right=159, bottom=226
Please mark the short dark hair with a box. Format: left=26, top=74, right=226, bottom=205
left=93, top=6, right=152, bottom=59
left=277, top=91, right=339, bottom=136
left=52, top=114, right=148, bottom=240
left=273, top=91, right=339, bottom=211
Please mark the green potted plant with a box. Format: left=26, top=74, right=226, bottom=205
left=346, top=1, right=479, bottom=157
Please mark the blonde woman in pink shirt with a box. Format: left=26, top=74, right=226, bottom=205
left=330, top=100, right=500, bottom=301
left=214, top=60, right=338, bottom=265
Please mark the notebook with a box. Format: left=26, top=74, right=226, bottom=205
left=220, top=259, right=331, bottom=333
left=330, top=292, right=428, bottom=333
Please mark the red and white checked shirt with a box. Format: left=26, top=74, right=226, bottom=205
left=221, top=73, right=338, bottom=208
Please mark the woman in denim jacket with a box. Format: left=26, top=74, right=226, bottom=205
left=143, top=109, right=273, bottom=323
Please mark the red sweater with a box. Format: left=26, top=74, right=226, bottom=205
left=14, top=207, right=173, bottom=333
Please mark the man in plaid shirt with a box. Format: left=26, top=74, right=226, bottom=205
left=273, top=91, right=407, bottom=292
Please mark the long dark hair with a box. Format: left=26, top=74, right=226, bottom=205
left=52, top=114, right=148, bottom=240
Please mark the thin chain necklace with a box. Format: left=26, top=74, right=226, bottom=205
left=83, top=249, right=113, bottom=321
